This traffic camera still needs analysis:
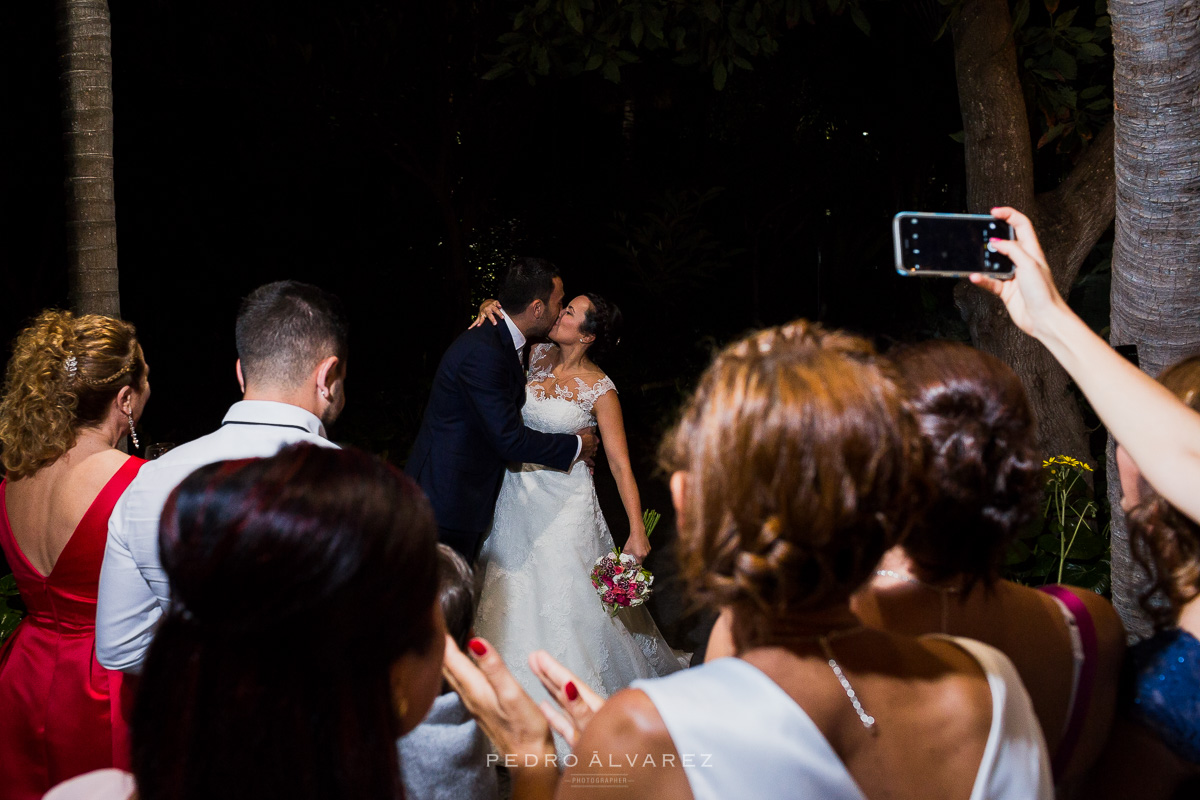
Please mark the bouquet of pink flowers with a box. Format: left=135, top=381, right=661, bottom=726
left=589, top=510, right=660, bottom=616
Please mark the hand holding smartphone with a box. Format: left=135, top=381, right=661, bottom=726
left=893, top=212, right=1015, bottom=278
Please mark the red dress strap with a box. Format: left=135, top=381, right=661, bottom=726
left=81, top=456, right=146, bottom=530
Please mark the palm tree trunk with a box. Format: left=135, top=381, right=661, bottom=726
left=56, top=0, right=120, bottom=317
left=1107, top=0, right=1200, bottom=637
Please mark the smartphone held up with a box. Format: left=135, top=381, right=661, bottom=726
left=893, top=212, right=1015, bottom=279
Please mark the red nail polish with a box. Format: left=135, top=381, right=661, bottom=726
left=468, top=639, right=487, bottom=657
left=565, top=681, right=579, bottom=701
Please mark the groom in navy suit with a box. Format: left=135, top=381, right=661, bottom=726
left=407, top=257, right=599, bottom=562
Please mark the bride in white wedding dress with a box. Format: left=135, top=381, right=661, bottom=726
left=472, top=293, right=686, bottom=752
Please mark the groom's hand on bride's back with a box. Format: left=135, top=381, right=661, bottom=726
left=575, top=426, right=600, bottom=464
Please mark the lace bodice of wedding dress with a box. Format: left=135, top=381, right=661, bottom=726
left=474, top=344, right=685, bottom=758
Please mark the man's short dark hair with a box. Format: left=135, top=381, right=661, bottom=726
left=497, top=257, right=560, bottom=315
left=236, top=281, right=349, bottom=389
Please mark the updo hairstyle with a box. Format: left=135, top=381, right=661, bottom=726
left=581, top=292, right=622, bottom=364
left=660, top=320, right=926, bottom=647
left=0, top=310, right=146, bottom=479
left=889, top=341, right=1041, bottom=595
left=1129, top=355, right=1200, bottom=629
left=133, top=443, right=439, bottom=800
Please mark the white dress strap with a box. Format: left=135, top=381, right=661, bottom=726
left=930, top=636, right=1055, bottom=800
left=633, top=658, right=867, bottom=800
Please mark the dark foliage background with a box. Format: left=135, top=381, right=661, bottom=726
left=0, top=0, right=1108, bottom=644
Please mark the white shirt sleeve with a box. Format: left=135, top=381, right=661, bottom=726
left=96, top=486, right=172, bottom=673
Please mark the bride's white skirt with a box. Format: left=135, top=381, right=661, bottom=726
left=475, top=459, right=686, bottom=755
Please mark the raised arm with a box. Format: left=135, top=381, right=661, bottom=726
left=975, top=207, right=1200, bottom=525
left=592, top=388, right=649, bottom=562
left=458, top=346, right=586, bottom=470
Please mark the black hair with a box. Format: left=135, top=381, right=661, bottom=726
left=436, top=544, right=477, bottom=651
left=581, top=292, right=622, bottom=364
left=497, top=257, right=560, bottom=315
left=235, top=280, right=349, bottom=389
left=133, top=443, right=438, bottom=800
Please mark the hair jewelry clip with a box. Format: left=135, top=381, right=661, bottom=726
left=65, top=355, right=78, bottom=380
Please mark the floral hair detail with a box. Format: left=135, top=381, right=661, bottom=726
left=64, top=355, right=78, bottom=380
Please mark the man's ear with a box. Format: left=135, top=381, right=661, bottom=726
left=236, top=359, right=246, bottom=393
left=529, top=298, right=545, bottom=320
left=315, top=356, right=341, bottom=397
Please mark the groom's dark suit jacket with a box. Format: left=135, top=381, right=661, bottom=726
left=406, top=320, right=578, bottom=556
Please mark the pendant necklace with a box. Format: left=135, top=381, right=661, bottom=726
left=793, top=625, right=876, bottom=732
left=874, top=569, right=961, bottom=634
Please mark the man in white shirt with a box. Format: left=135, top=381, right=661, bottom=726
left=96, top=280, right=349, bottom=672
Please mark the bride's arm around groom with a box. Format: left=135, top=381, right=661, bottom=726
left=406, top=258, right=598, bottom=561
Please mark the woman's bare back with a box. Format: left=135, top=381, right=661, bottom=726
left=4, top=444, right=130, bottom=577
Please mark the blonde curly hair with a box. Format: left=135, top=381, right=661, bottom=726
left=0, top=310, right=146, bottom=480
left=659, top=320, right=926, bottom=647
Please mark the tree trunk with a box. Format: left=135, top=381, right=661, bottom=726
left=1107, top=0, right=1200, bottom=637
left=56, top=0, right=120, bottom=317
left=950, top=0, right=1114, bottom=463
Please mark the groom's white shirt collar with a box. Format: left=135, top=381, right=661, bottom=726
left=502, top=313, right=526, bottom=352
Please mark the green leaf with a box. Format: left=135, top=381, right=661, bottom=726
left=712, top=59, right=728, bottom=90
left=564, top=0, right=584, bottom=34
left=850, top=5, right=871, bottom=35
left=1055, top=7, right=1079, bottom=28
left=631, top=15, right=644, bottom=46
left=481, top=62, right=516, bottom=80
left=1086, top=98, right=1111, bottom=110
left=1037, top=533, right=1065, bottom=555
left=949, top=129, right=966, bottom=143
left=584, top=52, right=604, bottom=71
left=732, top=55, right=754, bottom=70
left=1013, top=0, right=1031, bottom=30
left=1005, top=538, right=1033, bottom=566
left=1079, top=84, right=1105, bottom=99
left=1050, top=48, right=1078, bottom=79
left=602, top=60, right=621, bottom=83
left=1065, top=529, right=1108, bottom=559
left=701, top=0, right=721, bottom=22
left=1078, top=42, right=1106, bottom=58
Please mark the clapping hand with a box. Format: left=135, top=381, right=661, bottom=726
left=442, top=636, right=554, bottom=764
left=529, top=650, right=606, bottom=749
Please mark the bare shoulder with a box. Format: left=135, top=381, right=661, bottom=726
left=911, top=636, right=996, bottom=716
left=579, top=687, right=673, bottom=748
left=56, top=449, right=135, bottom=507
left=1061, top=586, right=1128, bottom=658
left=562, top=688, right=690, bottom=800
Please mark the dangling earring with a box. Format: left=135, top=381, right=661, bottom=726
left=127, top=414, right=140, bottom=449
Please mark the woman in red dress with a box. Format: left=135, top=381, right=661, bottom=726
left=0, top=310, right=150, bottom=800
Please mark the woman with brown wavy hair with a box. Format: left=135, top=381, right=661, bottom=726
left=1087, top=356, right=1200, bottom=799
left=851, top=340, right=1124, bottom=792
left=446, top=321, right=1052, bottom=800
left=0, top=310, right=150, bottom=799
